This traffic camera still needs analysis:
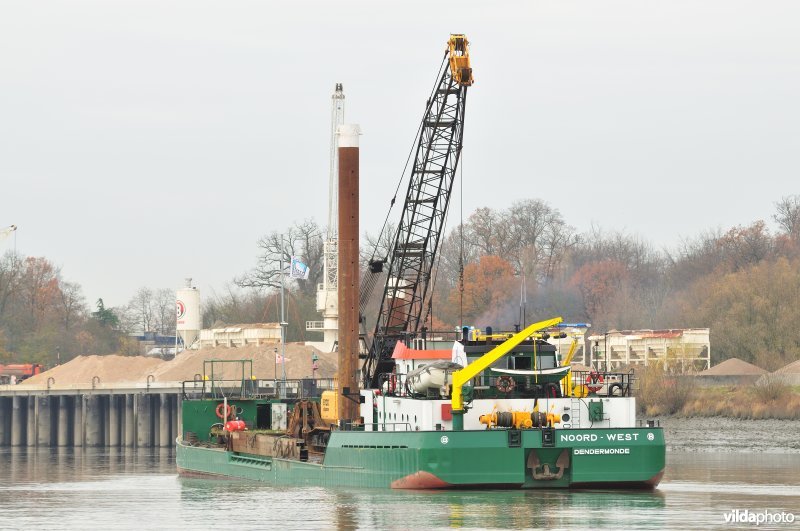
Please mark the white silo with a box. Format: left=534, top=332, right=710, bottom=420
left=176, top=278, right=201, bottom=348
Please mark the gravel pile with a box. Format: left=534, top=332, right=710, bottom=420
left=699, top=358, right=767, bottom=376
left=25, top=343, right=338, bottom=385
left=25, top=355, right=165, bottom=385
left=775, top=359, right=800, bottom=374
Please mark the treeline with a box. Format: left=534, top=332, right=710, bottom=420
left=0, top=254, right=180, bottom=366
left=0, top=254, right=120, bottom=365
left=5, top=195, right=800, bottom=371
left=231, top=195, right=800, bottom=370
left=426, top=196, right=800, bottom=371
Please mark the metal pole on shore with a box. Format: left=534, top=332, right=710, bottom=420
left=280, top=235, right=287, bottom=397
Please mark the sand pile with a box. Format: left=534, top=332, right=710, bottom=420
left=699, top=358, right=767, bottom=376
left=26, top=355, right=165, bottom=385
left=775, top=359, right=800, bottom=374
left=26, top=343, right=338, bottom=385
left=151, top=343, right=337, bottom=381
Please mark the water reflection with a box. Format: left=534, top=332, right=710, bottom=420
left=329, top=488, right=666, bottom=529
left=1, top=449, right=798, bottom=530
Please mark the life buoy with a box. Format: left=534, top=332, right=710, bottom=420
left=585, top=371, right=604, bottom=393
left=496, top=375, right=516, bottom=393
left=215, top=403, right=232, bottom=419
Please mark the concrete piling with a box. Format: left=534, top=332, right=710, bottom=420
left=73, top=395, right=83, bottom=447
left=0, top=390, right=178, bottom=448
left=11, top=396, right=24, bottom=446
left=57, top=396, right=69, bottom=446
left=109, top=395, right=120, bottom=447
left=136, top=394, right=151, bottom=448
left=0, top=397, right=7, bottom=446
left=103, top=395, right=110, bottom=446
left=26, top=397, right=35, bottom=447
left=36, top=396, right=51, bottom=446
left=85, top=395, right=102, bottom=447
left=171, top=395, right=176, bottom=443
left=152, top=394, right=160, bottom=446
left=124, top=394, right=134, bottom=447
left=159, top=393, right=171, bottom=447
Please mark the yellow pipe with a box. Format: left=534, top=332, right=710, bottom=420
left=451, top=317, right=563, bottom=412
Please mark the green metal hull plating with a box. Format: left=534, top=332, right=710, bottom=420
left=177, top=428, right=665, bottom=489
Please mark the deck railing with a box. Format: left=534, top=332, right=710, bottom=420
left=181, top=377, right=338, bottom=400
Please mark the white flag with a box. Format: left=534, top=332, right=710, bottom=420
left=451, top=341, right=467, bottom=366
left=289, top=256, right=310, bottom=279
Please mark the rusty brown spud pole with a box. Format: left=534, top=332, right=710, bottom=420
left=337, top=124, right=361, bottom=423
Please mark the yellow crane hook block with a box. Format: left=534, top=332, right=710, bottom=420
left=448, top=34, right=474, bottom=86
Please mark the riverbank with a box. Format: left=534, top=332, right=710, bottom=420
left=638, top=369, right=800, bottom=420
left=661, top=417, right=800, bottom=453
left=678, top=384, right=800, bottom=419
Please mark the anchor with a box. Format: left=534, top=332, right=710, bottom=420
left=527, top=449, right=570, bottom=480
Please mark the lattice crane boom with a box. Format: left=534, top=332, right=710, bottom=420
left=362, top=35, right=473, bottom=387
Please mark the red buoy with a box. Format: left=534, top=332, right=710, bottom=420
left=225, top=420, right=246, bottom=432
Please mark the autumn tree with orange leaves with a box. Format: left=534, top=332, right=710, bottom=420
left=0, top=252, right=124, bottom=365
left=569, top=260, right=629, bottom=323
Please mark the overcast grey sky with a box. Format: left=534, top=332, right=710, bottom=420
left=2, top=1, right=798, bottom=308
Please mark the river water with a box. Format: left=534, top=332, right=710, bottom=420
left=1, top=419, right=799, bottom=530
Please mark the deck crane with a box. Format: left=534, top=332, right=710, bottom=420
left=361, top=35, right=473, bottom=388
left=309, top=83, right=346, bottom=348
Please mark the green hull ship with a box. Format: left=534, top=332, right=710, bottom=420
left=177, top=427, right=664, bottom=489
left=176, top=318, right=666, bottom=490
left=177, top=35, right=665, bottom=490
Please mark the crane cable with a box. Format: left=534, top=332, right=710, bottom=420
left=459, top=151, right=464, bottom=330
left=368, top=52, right=450, bottom=264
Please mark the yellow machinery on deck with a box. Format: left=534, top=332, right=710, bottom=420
left=450, top=317, right=564, bottom=430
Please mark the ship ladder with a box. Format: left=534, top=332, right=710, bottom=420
left=569, top=398, right=582, bottom=428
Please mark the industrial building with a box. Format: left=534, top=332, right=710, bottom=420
left=198, top=323, right=282, bottom=348
left=586, top=328, right=711, bottom=371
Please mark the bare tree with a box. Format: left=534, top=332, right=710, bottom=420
left=435, top=226, right=480, bottom=291
left=126, top=287, right=154, bottom=333
left=774, top=195, right=800, bottom=240
left=236, top=219, right=323, bottom=297
left=460, top=200, right=575, bottom=284
left=666, top=228, right=725, bottom=286
left=0, top=252, right=21, bottom=320
left=540, top=218, right=578, bottom=282
left=153, top=288, right=176, bottom=335
left=58, top=281, right=86, bottom=331
left=571, top=225, right=662, bottom=280
left=717, top=221, right=774, bottom=271
left=506, top=199, right=551, bottom=273
left=18, top=257, right=61, bottom=330
left=361, top=222, right=395, bottom=268
left=463, top=207, right=512, bottom=258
